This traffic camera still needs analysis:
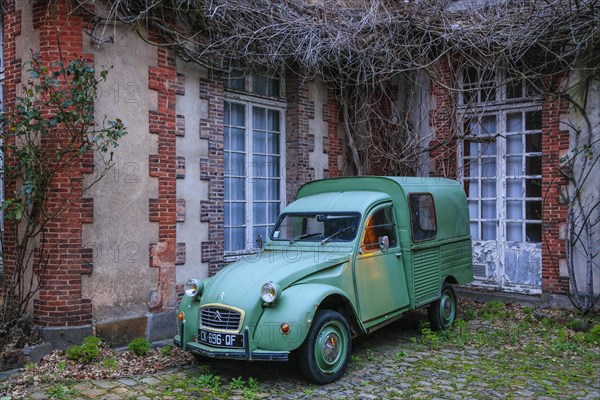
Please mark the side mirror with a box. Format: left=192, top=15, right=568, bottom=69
left=378, top=236, right=389, bottom=252
left=256, top=234, right=264, bottom=250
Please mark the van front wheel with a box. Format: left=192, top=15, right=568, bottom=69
left=298, top=310, right=351, bottom=384
left=428, top=283, right=457, bottom=331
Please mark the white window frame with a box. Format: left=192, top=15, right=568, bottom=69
left=224, top=90, right=286, bottom=259
left=457, top=69, right=543, bottom=244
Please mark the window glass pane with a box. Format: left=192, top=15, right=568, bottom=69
left=230, top=128, right=245, bottom=151
left=470, top=222, right=479, bottom=240
left=469, top=159, right=479, bottom=177
left=482, top=221, right=496, bottom=240
left=481, top=201, right=496, bottom=219
left=229, top=103, right=245, bottom=126
left=481, top=180, right=496, bottom=197
left=464, top=68, right=477, bottom=83
left=507, top=179, right=523, bottom=197
left=507, top=222, right=523, bottom=241
left=507, top=81, right=522, bottom=99
left=506, top=156, right=522, bottom=176
left=270, top=79, right=281, bottom=98
left=507, top=200, right=523, bottom=219
left=482, top=87, right=496, bottom=102
left=253, top=155, right=267, bottom=177
left=268, top=109, right=280, bottom=131
left=482, top=141, right=496, bottom=155
left=267, top=156, right=280, bottom=177
left=526, top=201, right=542, bottom=220
left=268, top=179, right=280, bottom=200
left=230, top=202, right=245, bottom=225
left=253, top=107, right=266, bottom=130
left=268, top=203, right=280, bottom=223
left=253, top=131, right=266, bottom=153
left=253, top=202, right=266, bottom=224
left=466, top=180, right=479, bottom=198
left=525, top=133, right=541, bottom=153
left=525, top=111, right=542, bottom=130
left=268, top=132, right=280, bottom=154
left=229, top=227, right=246, bottom=251
left=469, top=201, right=479, bottom=218
left=364, top=207, right=398, bottom=250
left=224, top=70, right=245, bottom=91
left=252, top=75, right=267, bottom=96
left=468, top=141, right=478, bottom=156
left=506, top=135, right=522, bottom=154
left=225, top=177, right=245, bottom=200
left=253, top=178, right=267, bottom=200
left=224, top=127, right=230, bottom=149
left=507, top=113, right=522, bottom=132
left=481, top=158, right=496, bottom=177
left=224, top=203, right=230, bottom=226
left=525, top=156, right=542, bottom=175
left=481, top=116, right=496, bottom=134
left=526, top=179, right=542, bottom=197
left=526, top=223, right=541, bottom=243
left=409, top=194, right=437, bottom=241
left=229, top=152, right=245, bottom=176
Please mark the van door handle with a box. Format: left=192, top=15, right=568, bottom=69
left=396, top=252, right=402, bottom=258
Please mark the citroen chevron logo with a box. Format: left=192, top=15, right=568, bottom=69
left=214, top=310, right=223, bottom=322
left=217, top=291, right=225, bottom=301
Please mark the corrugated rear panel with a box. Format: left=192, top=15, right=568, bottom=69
left=413, top=249, right=440, bottom=305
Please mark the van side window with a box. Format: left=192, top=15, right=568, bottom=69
left=409, top=194, right=437, bottom=241
left=362, top=207, right=398, bottom=252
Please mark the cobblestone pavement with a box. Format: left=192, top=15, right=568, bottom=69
left=16, top=310, right=600, bottom=399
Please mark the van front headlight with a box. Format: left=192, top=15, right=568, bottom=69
left=185, top=278, right=203, bottom=298
left=260, top=281, right=280, bottom=303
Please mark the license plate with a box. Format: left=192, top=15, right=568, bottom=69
left=198, top=329, right=244, bottom=348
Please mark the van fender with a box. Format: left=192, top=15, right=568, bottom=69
left=252, top=284, right=355, bottom=352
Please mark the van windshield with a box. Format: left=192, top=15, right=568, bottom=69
left=271, top=213, right=361, bottom=243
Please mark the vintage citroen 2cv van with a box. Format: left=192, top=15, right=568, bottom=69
left=174, top=177, right=473, bottom=383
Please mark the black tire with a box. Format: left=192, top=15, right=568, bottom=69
left=298, top=310, right=352, bottom=384
left=428, top=283, right=457, bottom=331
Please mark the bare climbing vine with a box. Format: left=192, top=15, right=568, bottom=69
left=72, top=0, right=599, bottom=307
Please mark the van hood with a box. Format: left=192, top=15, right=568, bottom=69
left=200, top=248, right=351, bottom=312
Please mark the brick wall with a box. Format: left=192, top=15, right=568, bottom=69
left=285, top=70, right=313, bottom=203
left=2, top=0, right=95, bottom=327
left=428, top=57, right=459, bottom=178
left=198, top=75, right=225, bottom=276
left=541, top=78, right=570, bottom=295
left=1, top=2, right=21, bottom=291
left=147, top=45, right=178, bottom=310
left=324, top=87, right=341, bottom=177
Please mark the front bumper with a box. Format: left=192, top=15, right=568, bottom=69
left=174, top=326, right=289, bottom=362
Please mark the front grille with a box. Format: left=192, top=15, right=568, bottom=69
left=199, top=306, right=243, bottom=332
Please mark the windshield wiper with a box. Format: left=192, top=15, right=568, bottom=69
left=320, top=226, right=356, bottom=245
left=290, top=232, right=322, bottom=244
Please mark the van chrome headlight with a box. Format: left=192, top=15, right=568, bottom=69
left=185, top=278, right=203, bottom=297
left=260, top=281, right=280, bottom=303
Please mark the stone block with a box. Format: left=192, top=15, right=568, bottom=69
left=96, top=317, right=148, bottom=347
left=147, top=310, right=177, bottom=342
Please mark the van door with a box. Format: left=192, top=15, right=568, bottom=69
left=355, top=204, right=410, bottom=323
left=409, top=193, right=441, bottom=306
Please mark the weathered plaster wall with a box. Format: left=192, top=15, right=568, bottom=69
left=175, top=59, right=210, bottom=284
left=10, top=0, right=41, bottom=315
left=81, top=25, right=159, bottom=324
left=308, top=80, right=330, bottom=180
left=566, top=73, right=600, bottom=295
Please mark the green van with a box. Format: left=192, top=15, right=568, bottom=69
left=174, top=177, right=473, bottom=383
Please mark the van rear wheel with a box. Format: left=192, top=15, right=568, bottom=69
left=428, top=283, right=457, bottom=331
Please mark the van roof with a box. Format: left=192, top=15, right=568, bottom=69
left=296, top=176, right=470, bottom=241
